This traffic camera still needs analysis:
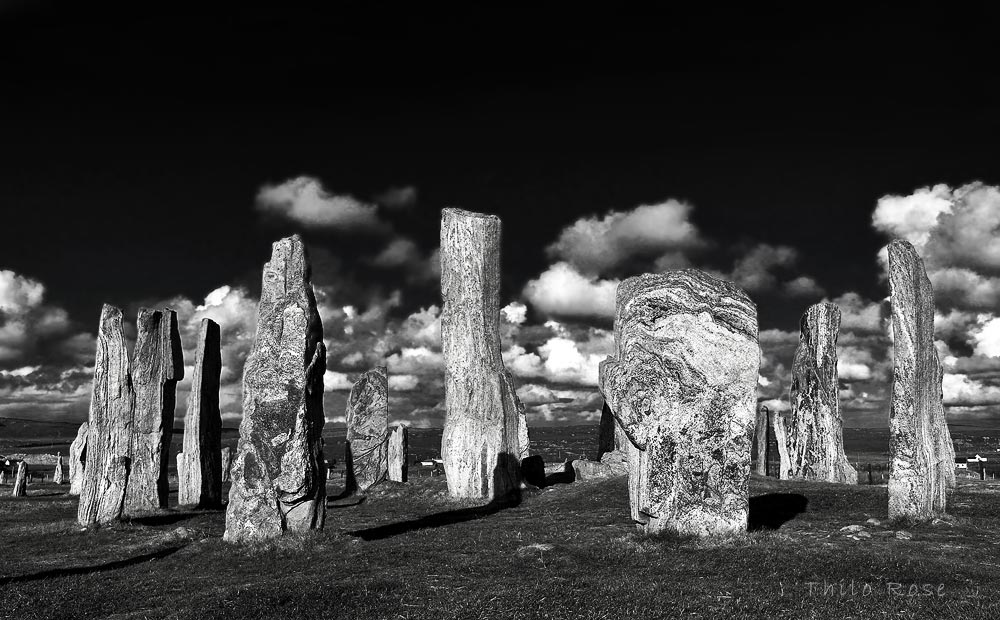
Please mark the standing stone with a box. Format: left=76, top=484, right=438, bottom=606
left=0, top=471, right=5, bottom=485
left=178, top=319, right=223, bottom=508
left=388, top=425, right=408, bottom=483
left=53, top=454, right=65, bottom=485
left=599, top=271, right=760, bottom=536
left=78, top=305, right=134, bottom=527
left=753, top=405, right=770, bottom=476
left=440, top=208, right=529, bottom=500
left=345, top=367, right=389, bottom=492
left=773, top=303, right=857, bottom=484
left=221, top=446, right=232, bottom=483
left=11, top=462, right=27, bottom=497
left=888, top=240, right=952, bottom=519
left=69, top=422, right=88, bottom=495
left=224, top=235, right=327, bottom=543
left=125, top=308, right=184, bottom=514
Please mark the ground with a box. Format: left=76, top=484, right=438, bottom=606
left=1, top=473, right=999, bottom=619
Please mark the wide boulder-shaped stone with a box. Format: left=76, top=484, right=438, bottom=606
left=225, top=235, right=327, bottom=543
left=126, top=307, right=184, bottom=514
left=78, top=305, right=134, bottom=526
left=599, top=270, right=759, bottom=536
left=346, top=367, right=389, bottom=492
left=888, top=240, right=952, bottom=519
left=440, top=208, right=529, bottom=499
left=388, top=425, right=408, bottom=483
left=773, top=303, right=857, bottom=484
left=178, top=318, right=223, bottom=508
left=69, top=422, right=88, bottom=495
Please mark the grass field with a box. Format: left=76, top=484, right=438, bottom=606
left=2, top=471, right=999, bottom=619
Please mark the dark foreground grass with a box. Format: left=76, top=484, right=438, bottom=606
left=1, top=475, right=999, bottom=619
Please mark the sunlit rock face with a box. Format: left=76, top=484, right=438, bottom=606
left=888, top=240, right=952, bottom=520
left=773, top=303, right=857, bottom=484
left=599, top=270, right=759, bottom=536
left=69, top=422, right=88, bottom=495
left=439, top=208, right=529, bottom=500
left=346, top=367, right=389, bottom=492
left=178, top=319, right=223, bottom=508
left=225, top=235, right=327, bottom=543
left=388, top=425, right=408, bottom=483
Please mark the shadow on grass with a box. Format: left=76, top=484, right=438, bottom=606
left=130, top=512, right=203, bottom=526
left=0, top=546, right=185, bottom=585
left=328, top=496, right=366, bottom=509
left=748, top=493, right=808, bottom=531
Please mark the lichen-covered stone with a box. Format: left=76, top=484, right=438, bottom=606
left=78, top=305, right=134, bottom=526
left=888, top=240, right=952, bottom=519
left=178, top=319, right=223, bottom=508
left=753, top=405, right=770, bottom=476
left=599, top=270, right=759, bottom=536
left=69, top=422, right=88, bottom=495
left=774, top=303, right=857, bottom=484
left=53, top=454, right=64, bottom=485
left=224, top=235, right=327, bottom=542
left=346, top=367, right=389, bottom=492
left=388, top=425, right=408, bottom=483
left=11, top=462, right=27, bottom=497
left=126, top=308, right=184, bottom=514
left=440, top=208, right=529, bottom=499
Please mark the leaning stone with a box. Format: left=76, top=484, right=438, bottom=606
left=346, top=367, right=389, bottom=492
left=221, top=446, right=232, bottom=483
left=178, top=319, right=223, bottom=508
left=440, top=208, right=529, bottom=499
left=53, top=454, right=64, bottom=485
left=69, top=422, right=88, bottom=495
left=78, top=305, right=134, bottom=526
left=887, top=240, right=951, bottom=519
left=11, top=462, right=27, bottom=497
left=570, top=459, right=615, bottom=481
left=599, top=270, right=759, bottom=536
left=125, top=308, right=184, bottom=514
left=388, top=425, right=408, bottom=483
left=224, top=235, right=327, bottom=543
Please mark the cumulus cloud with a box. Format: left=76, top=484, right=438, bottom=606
left=256, top=176, right=386, bottom=232
left=837, top=346, right=874, bottom=381
left=502, top=302, right=527, bottom=325
left=523, top=262, right=618, bottom=320
left=324, top=370, right=354, bottom=391
left=729, top=244, right=797, bottom=292
left=0, top=270, right=94, bottom=367
left=504, top=329, right=612, bottom=387
left=943, top=373, right=1000, bottom=406
left=784, top=276, right=826, bottom=298
left=972, top=315, right=1000, bottom=358
left=830, top=292, right=886, bottom=334
left=374, top=185, right=418, bottom=210
left=872, top=183, right=954, bottom=249
left=389, top=374, right=420, bottom=391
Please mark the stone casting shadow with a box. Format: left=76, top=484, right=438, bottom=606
left=0, top=546, right=184, bottom=585
left=748, top=493, right=808, bottom=531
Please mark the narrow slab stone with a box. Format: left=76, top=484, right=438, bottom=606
left=178, top=318, right=223, bottom=508
left=599, top=270, right=759, bottom=536
left=888, top=240, right=952, bottom=519
left=126, top=308, right=184, bottom=514
left=69, top=422, right=88, bottom=495
left=753, top=405, right=770, bottom=476
left=388, top=425, right=408, bottom=483
left=53, top=454, right=64, bottom=485
left=224, top=235, right=327, bottom=543
left=11, top=462, right=27, bottom=497
left=346, top=367, right=389, bottom=492
left=774, top=303, right=857, bottom=484
left=440, top=208, right=529, bottom=499
left=78, top=305, right=134, bottom=526
left=221, top=446, right=232, bottom=483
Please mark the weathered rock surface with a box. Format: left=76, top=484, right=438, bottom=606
left=388, top=425, right=408, bottom=483
left=12, top=462, right=27, bottom=497
left=599, top=270, right=759, bottom=536
left=440, top=208, right=529, bottom=499
left=753, top=405, right=770, bottom=476
left=53, top=454, right=64, bottom=484
left=888, top=240, right=952, bottom=519
left=126, top=308, right=184, bottom=514
left=346, top=367, right=389, bottom=492
left=774, top=303, right=857, bottom=484
left=78, top=305, right=134, bottom=526
left=178, top=319, right=223, bottom=508
left=224, top=235, right=327, bottom=543
left=570, top=459, right=615, bottom=481
left=221, top=446, right=232, bottom=483
left=598, top=400, right=631, bottom=463
left=69, top=422, right=88, bottom=495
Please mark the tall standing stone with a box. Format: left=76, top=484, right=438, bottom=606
left=346, top=367, right=389, bottom=492
left=888, top=239, right=952, bottom=519
left=440, top=208, right=529, bottom=500
left=69, top=422, right=88, bottom=495
left=178, top=319, right=223, bottom=508
left=221, top=446, right=232, bottom=483
left=388, top=425, right=408, bottom=483
left=753, top=405, right=770, bottom=476
left=78, top=305, right=134, bottom=526
left=224, top=235, right=327, bottom=543
left=11, top=462, right=27, bottom=497
left=125, top=308, right=184, bottom=514
left=773, top=303, right=857, bottom=484
left=53, top=454, right=65, bottom=485
left=599, top=271, right=760, bottom=536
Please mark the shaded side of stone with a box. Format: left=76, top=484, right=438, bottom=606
left=753, top=406, right=770, bottom=476
left=179, top=319, right=223, bottom=508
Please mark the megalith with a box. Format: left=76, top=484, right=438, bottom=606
left=388, top=425, right=408, bottom=483
left=346, top=367, right=389, bottom=492
left=599, top=270, right=760, bottom=536
left=78, top=304, right=134, bottom=527
left=221, top=446, right=232, bottom=483
left=440, top=208, right=529, bottom=500
left=69, top=422, right=88, bottom=495
left=224, top=235, right=327, bottom=542
left=773, top=303, right=857, bottom=484
left=753, top=405, right=770, bottom=476
left=53, top=454, right=65, bottom=485
left=11, top=462, right=27, bottom=497
left=888, top=239, right=952, bottom=519
left=178, top=318, right=223, bottom=508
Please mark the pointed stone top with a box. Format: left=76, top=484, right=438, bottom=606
left=134, top=307, right=184, bottom=383
left=371, top=366, right=388, bottom=379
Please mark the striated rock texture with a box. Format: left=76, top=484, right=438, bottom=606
left=225, top=235, right=327, bottom=543
left=53, top=454, right=65, bottom=485
left=753, top=405, right=770, bottom=476
left=346, top=367, right=389, bottom=492
left=888, top=240, right=952, bottom=519
left=388, top=425, right=408, bottom=483
left=440, top=208, right=529, bottom=499
left=178, top=319, right=223, bottom=508
left=221, top=447, right=232, bottom=483
left=775, top=303, right=857, bottom=484
left=126, top=308, right=184, bottom=514
left=78, top=305, right=135, bottom=526
left=12, top=462, right=27, bottom=497
left=599, top=271, right=760, bottom=536
left=69, top=422, right=88, bottom=495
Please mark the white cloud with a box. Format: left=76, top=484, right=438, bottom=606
left=0, top=270, right=93, bottom=366
left=256, top=176, right=385, bottom=232
left=760, top=398, right=790, bottom=412
left=784, top=276, right=826, bottom=298
left=516, top=383, right=559, bottom=405
left=385, top=346, right=444, bottom=375
left=389, top=374, right=420, bottom=391
left=374, top=185, right=418, bottom=210
left=972, top=315, right=1000, bottom=358
left=943, top=373, right=1000, bottom=406
left=324, top=370, right=354, bottom=391
left=523, top=262, right=618, bottom=320
left=501, top=301, right=527, bottom=325
left=830, top=292, right=885, bottom=334
left=837, top=346, right=875, bottom=381
left=503, top=333, right=611, bottom=387
left=872, top=183, right=953, bottom=250
left=729, top=244, right=797, bottom=292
